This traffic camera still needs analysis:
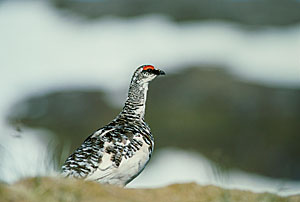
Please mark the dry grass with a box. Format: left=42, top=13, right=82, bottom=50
left=0, top=177, right=299, bottom=202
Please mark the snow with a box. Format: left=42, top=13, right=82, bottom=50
left=128, top=148, right=300, bottom=196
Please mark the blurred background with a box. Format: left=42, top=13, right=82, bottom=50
left=0, top=0, right=300, bottom=196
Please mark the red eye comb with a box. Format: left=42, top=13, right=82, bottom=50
left=143, top=65, right=155, bottom=71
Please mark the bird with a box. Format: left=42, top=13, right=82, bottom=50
left=61, top=65, right=165, bottom=186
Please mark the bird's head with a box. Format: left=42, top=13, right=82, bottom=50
left=132, top=65, right=165, bottom=84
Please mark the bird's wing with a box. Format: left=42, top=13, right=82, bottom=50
left=61, top=128, right=109, bottom=179
left=61, top=127, right=146, bottom=181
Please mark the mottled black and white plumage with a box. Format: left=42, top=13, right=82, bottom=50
left=61, top=65, right=165, bottom=186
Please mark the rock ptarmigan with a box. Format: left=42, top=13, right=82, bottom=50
left=61, top=65, right=165, bottom=186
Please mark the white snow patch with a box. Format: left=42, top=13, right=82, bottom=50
left=0, top=126, right=57, bottom=183
left=128, top=148, right=300, bottom=196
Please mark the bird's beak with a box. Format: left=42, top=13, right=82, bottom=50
left=159, top=69, right=166, bottom=75
left=154, top=69, right=166, bottom=76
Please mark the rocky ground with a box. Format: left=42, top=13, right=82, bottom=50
left=1, top=177, right=300, bottom=202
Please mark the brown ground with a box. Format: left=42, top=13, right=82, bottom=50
left=0, top=177, right=299, bottom=202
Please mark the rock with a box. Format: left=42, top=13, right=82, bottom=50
left=50, top=0, right=300, bottom=26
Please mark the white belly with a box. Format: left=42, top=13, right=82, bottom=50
left=85, top=138, right=151, bottom=186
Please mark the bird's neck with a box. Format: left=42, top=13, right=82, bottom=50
left=119, top=81, right=149, bottom=121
